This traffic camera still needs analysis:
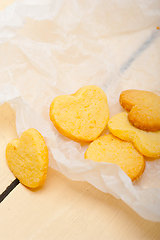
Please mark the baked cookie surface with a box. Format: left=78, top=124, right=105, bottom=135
left=119, top=90, right=160, bottom=132
left=85, top=133, right=145, bottom=181
left=6, top=128, right=49, bottom=188
left=50, top=85, right=109, bottom=142
left=108, top=112, right=160, bottom=158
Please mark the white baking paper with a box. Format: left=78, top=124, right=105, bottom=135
left=0, top=0, right=160, bottom=222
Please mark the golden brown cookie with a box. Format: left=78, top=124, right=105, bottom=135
left=119, top=90, right=160, bottom=132
left=6, top=128, right=49, bottom=188
left=50, top=85, right=109, bottom=142
left=108, top=112, right=160, bottom=158
left=85, top=133, right=145, bottom=181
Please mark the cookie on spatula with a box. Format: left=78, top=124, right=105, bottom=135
left=119, top=90, right=160, bottom=132
left=49, top=85, right=109, bottom=142
left=85, top=133, right=145, bottom=181
left=6, top=128, right=49, bottom=188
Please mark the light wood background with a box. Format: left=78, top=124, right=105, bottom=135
left=0, top=1, right=160, bottom=240
left=0, top=102, right=160, bottom=239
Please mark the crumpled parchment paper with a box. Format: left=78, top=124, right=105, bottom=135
left=0, top=0, right=160, bottom=222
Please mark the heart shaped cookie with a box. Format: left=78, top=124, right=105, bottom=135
left=85, top=133, right=145, bottom=181
left=119, top=90, right=160, bottom=132
left=108, top=112, right=160, bottom=158
left=49, top=85, right=109, bottom=142
left=6, top=128, right=49, bottom=188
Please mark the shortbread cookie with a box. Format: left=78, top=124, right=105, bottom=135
left=108, top=112, right=160, bottom=158
left=6, top=128, right=49, bottom=188
left=119, top=90, right=160, bottom=132
left=50, top=85, right=109, bottom=142
left=85, top=133, right=145, bottom=181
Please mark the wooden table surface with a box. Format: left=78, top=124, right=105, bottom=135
left=0, top=1, right=160, bottom=240
left=0, top=102, right=160, bottom=240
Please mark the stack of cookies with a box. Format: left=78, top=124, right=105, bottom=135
left=50, top=86, right=160, bottom=182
